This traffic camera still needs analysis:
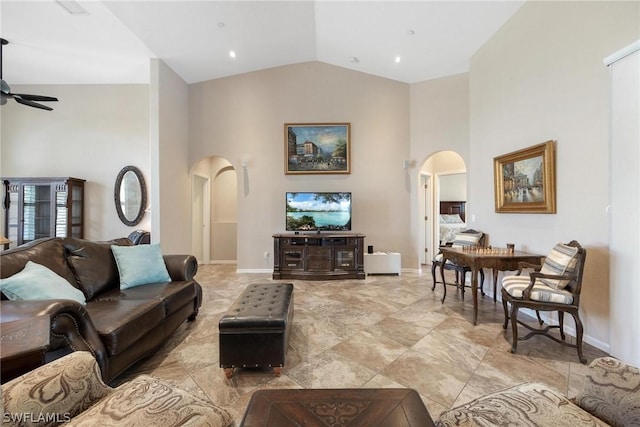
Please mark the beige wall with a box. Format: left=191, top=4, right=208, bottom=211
left=2, top=1, right=638, bottom=355
left=410, top=74, right=470, bottom=267
left=189, top=62, right=411, bottom=270
left=0, top=84, right=150, bottom=242
left=151, top=59, right=191, bottom=254
left=468, top=1, right=640, bottom=350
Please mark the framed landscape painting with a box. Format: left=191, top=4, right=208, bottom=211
left=284, top=123, right=351, bottom=175
left=493, top=140, right=556, bottom=213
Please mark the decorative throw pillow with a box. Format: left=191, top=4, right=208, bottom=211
left=452, top=231, right=482, bottom=248
left=0, top=261, right=86, bottom=304
left=65, top=237, right=132, bottom=300
left=111, top=244, right=171, bottom=290
left=539, top=243, right=579, bottom=290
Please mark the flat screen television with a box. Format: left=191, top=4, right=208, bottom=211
left=286, top=192, right=351, bottom=232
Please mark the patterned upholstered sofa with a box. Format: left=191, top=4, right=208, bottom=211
left=437, top=357, right=640, bottom=426
left=1, top=351, right=233, bottom=427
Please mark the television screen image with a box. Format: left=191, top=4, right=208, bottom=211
left=286, top=192, right=351, bottom=232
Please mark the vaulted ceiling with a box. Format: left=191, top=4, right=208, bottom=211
left=1, top=1, right=524, bottom=85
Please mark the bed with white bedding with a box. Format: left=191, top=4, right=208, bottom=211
left=438, top=201, right=467, bottom=245
left=439, top=214, right=467, bottom=245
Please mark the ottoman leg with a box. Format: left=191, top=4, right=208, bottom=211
left=224, top=368, right=234, bottom=379
left=273, top=367, right=282, bottom=377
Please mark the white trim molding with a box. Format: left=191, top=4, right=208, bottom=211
left=604, top=40, right=640, bottom=66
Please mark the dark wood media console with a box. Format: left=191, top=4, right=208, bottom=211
left=272, top=233, right=365, bottom=280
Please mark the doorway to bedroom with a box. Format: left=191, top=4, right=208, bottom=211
left=418, top=151, right=466, bottom=268
left=190, top=156, right=238, bottom=265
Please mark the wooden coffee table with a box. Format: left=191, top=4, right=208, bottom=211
left=1, top=316, right=50, bottom=383
left=240, top=388, right=436, bottom=427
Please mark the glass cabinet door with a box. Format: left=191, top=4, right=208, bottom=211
left=54, top=183, right=68, bottom=237
left=282, top=248, right=304, bottom=270
left=335, top=249, right=355, bottom=269
left=3, top=177, right=85, bottom=247
left=22, top=183, right=52, bottom=243
left=4, top=183, right=19, bottom=244
left=68, top=179, right=84, bottom=238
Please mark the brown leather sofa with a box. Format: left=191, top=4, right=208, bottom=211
left=0, top=237, right=202, bottom=383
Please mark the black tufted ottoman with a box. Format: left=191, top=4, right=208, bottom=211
left=219, top=283, right=294, bottom=379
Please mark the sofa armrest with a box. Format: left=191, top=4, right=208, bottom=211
left=68, top=375, right=233, bottom=427
left=573, top=357, right=640, bottom=427
left=1, top=351, right=112, bottom=426
left=0, top=300, right=109, bottom=379
left=163, top=254, right=198, bottom=281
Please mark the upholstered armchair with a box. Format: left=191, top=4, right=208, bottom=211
left=1, top=351, right=233, bottom=426
left=501, top=240, right=587, bottom=363
left=437, top=356, right=640, bottom=426
left=431, top=229, right=486, bottom=303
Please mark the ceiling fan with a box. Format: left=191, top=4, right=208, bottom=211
left=1, top=38, right=58, bottom=111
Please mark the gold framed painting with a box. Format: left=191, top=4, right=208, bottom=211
left=284, top=123, right=351, bottom=175
left=493, top=140, right=556, bottom=213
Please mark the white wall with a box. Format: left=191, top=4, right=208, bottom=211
left=439, top=174, right=466, bottom=201
left=607, top=42, right=640, bottom=366
left=468, top=1, right=640, bottom=350
left=189, top=61, right=411, bottom=270
left=0, top=84, right=150, bottom=241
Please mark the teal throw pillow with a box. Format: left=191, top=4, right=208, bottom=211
left=111, top=244, right=171, bottom=289
left=0, top=261, right=86, bottom=305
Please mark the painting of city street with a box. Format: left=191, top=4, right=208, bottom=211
left=494, top=141, right=556, bottom=213
left=285, top=123, right=350, bottom=174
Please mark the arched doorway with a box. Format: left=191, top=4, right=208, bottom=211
left=191, top=156, right=238, bottom=264
left=418, top=151, right=466, bottom=267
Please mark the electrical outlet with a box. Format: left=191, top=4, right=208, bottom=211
left=264, top=251, right=270, bottom=260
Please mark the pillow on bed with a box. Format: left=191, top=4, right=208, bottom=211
left=440, top=214, right=464, bottom=224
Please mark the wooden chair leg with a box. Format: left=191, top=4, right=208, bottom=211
left=458, top=269, right=465, bottom=300
left=431, top=261, right=438, bottom=291
left=558, top=311, right=566, bottom=340
left=509, top=304, right=520, bottom=354
left=502, top=293, right=510, bottom=330
left=536, top=310, right=543, bottom=325
left=462, top=269, right=485, bottom=296
left=570, top=311, right=587, bottom=364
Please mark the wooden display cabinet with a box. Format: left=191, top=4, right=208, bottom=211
left=2, top=177, right=85, bottom=247
left=273, top=233, right=365, bottom=280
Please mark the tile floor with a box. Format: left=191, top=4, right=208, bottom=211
left=114, top=264, right=608, bottom=423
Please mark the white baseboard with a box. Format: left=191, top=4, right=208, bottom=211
left=236, top=268, right=272, bottom=274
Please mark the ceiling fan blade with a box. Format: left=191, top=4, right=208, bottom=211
left=14, top=96, right=54, bottom=111
left=13, top=93, right=58, bottom=102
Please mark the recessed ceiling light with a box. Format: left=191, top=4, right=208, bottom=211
left=349, top=56, right=359, bottom=63
left=56, top=0, right=89, bottom=15
left=395, top=56, right=401, bottom=64
left=229, top=50, right=236, bottom=59
left=407, top=29, right=415, bottom=36
left=218, top=22, right=225, bottom=28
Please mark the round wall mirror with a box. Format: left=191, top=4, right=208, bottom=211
left=114, top=166, right=147, bottom=226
